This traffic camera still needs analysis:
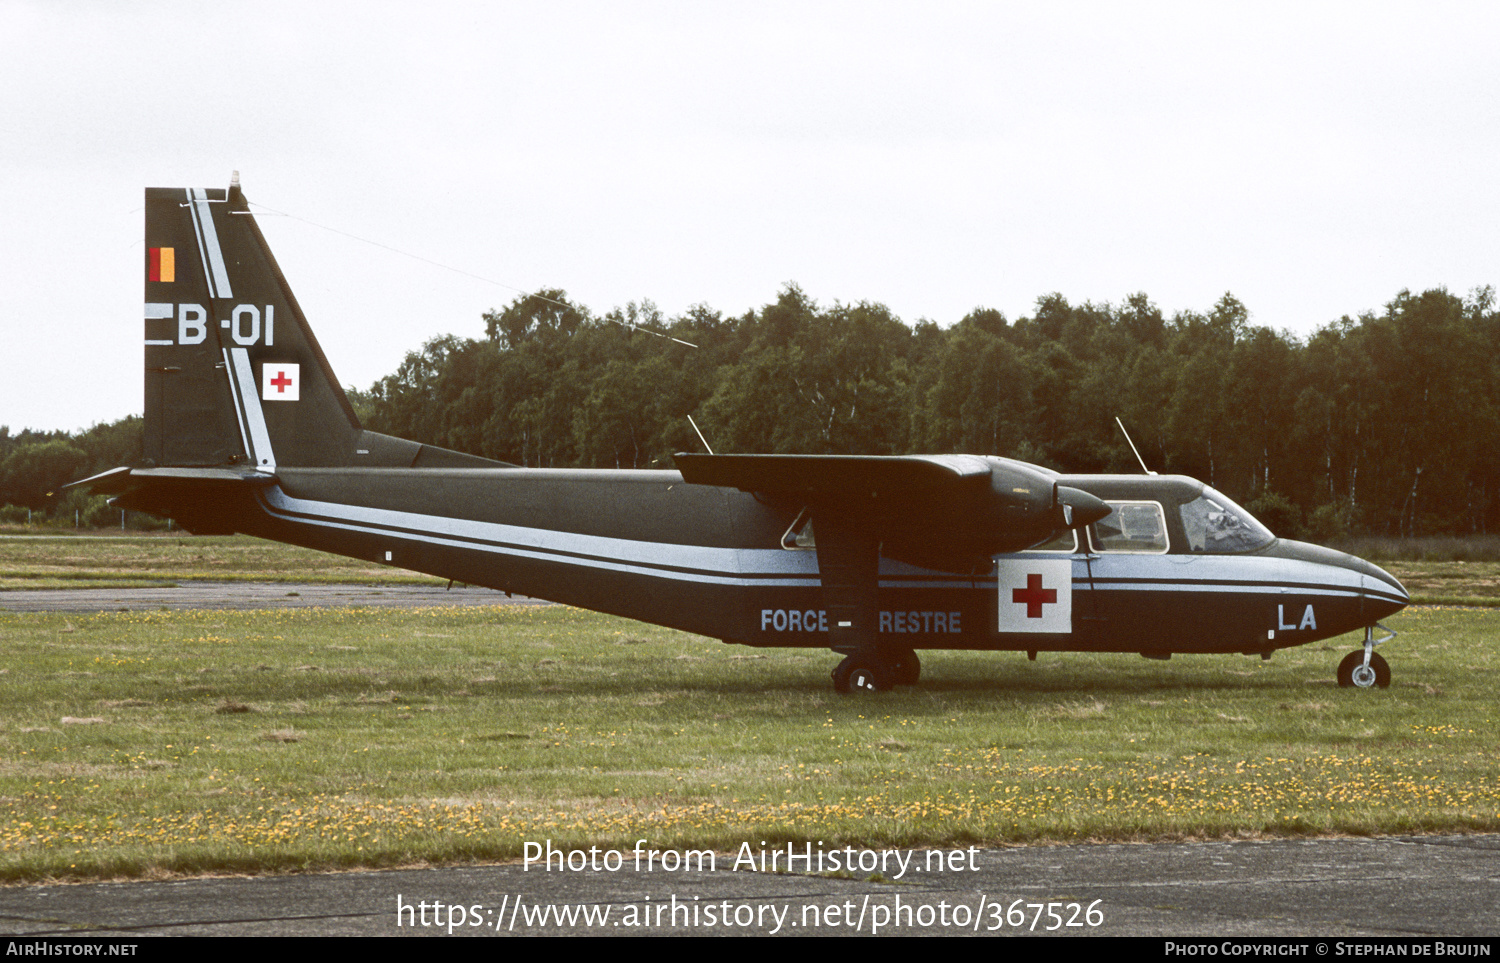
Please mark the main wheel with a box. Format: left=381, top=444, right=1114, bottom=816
left=889, top=650, right=921, bottom=686
left=831, top=655, right=855, bottom=693
left=1337, top=650, right=1391, bottom=688
left=832, top=655, right=889, bottom=693
left=846, top=661, right=888, bottom=693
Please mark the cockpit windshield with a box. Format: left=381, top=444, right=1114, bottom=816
left=1178, top=488, right=1275, bottom=554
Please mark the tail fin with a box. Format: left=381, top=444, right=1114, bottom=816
left=142, top=175, right=506, bottom=472
left=143, top=175, right=362, bottom=469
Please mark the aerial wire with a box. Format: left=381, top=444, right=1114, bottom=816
left=239, top=200, right=698, bottom=348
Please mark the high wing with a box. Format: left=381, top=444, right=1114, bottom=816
left=674, top=452, right=1109, bottom=573
left=674, top=452, right=994, bottom=493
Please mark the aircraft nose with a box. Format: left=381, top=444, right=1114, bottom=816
left=1359, top=557, right=1409, bottom=619
left=1271, top=540, right=1408, bottom=621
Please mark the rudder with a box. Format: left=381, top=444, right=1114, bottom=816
left=142, top=175, right=362, bottom=470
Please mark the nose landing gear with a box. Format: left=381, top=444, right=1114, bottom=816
left=1337, top=623, right=1395, bottom=689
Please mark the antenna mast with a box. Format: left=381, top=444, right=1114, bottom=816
left=1115, top=417, right=1156, bottom=475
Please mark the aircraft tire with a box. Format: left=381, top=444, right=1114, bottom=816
left=831, top=656, right=855, bottom=693
left=889, top=650, right=921, bottom=686
left=832, top=655, right=890, bottom=693
left=1337, top=650, right=1391, bottom=689
left=846, top=662, right=888, bottom=693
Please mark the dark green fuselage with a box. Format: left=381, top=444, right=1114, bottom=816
left=120, top=465, right=1405, bottom=660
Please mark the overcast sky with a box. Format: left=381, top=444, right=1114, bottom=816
left=3, top=1, right=1497, bottom=433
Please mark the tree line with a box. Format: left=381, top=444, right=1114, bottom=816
left=8, top=284, right=1496, bottom=539
left=0, top=418, right=145, bottom=526
left=359, top=283, right=1499, bottom=540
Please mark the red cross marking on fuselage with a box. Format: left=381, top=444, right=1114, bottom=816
left=270, top=371, right=292, bottom=393
left=1012, top=573, right=1057, bottom=618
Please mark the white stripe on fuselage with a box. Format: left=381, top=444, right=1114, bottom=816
left=1087, top=553, right=1367, bottom=599
left=262, top=486, right=817, bottom=587
left=256, top=487, right=1374, bottom=600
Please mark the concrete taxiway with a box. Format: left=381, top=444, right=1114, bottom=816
left=0, top=581, right=543, bottom=613
left=1, top=835, right=1496, bottom=937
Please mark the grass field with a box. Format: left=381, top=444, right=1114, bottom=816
left=0, top=533, right=1494, bottom=883
left=1, top=597, right=1495, bottom=883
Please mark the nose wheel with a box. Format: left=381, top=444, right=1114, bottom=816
left=1337, top=623, right=1395, bottom=689
left=1337, top=650, right=1390, bottom=688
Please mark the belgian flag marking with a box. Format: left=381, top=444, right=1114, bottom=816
left=148, top=247, right=175, bottom=283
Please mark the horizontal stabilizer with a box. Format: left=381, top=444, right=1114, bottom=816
left=62, top=466, right=136, bottom=495
left=65, top=465, right=277, bottom=535
left=67, top=465, right=277, bottom=494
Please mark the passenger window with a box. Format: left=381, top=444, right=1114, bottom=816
left=1090, top=501, right=1169, bottom=553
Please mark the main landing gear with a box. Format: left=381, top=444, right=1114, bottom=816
left=831, top=648, right=920, bottom=693
left=1337, top=623, right=1395, bottom=689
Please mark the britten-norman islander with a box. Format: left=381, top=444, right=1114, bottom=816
left=71, top=176, right=1409, bottom=693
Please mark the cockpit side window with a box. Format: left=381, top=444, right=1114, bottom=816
left=1178, top=490, right=1274, bottom=553
left=1089, top=501, right=1169, bottom=553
